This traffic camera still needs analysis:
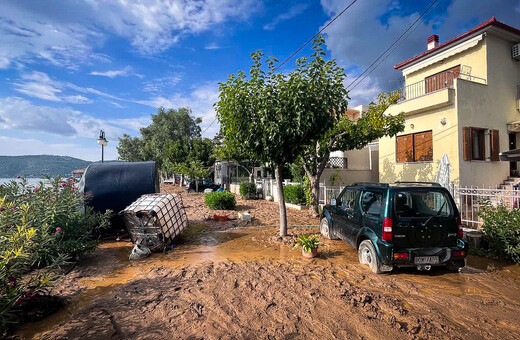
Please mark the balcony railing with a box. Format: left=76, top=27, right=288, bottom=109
left=398, top=70, right=486, bottom=102
left=326, top=157, right=348, bottom=169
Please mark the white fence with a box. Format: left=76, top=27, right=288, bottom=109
left=450, top=184, right=520, bottom=228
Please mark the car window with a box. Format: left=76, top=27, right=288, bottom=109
left=395, top=190, right=452, bottom=217
left=339, top=189, right=357, bottom=210
left=202, top=180, right=210, bottom=185
left=361, top=191, right=383, bottom=217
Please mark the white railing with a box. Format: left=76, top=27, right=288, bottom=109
left=319, top=184, right=344, bottom=205
left=450, top=184, right=520, bottom=229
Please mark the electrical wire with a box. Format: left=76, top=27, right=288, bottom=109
left=346, top=0, right=440, bottom=91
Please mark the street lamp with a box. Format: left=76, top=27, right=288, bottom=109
left=97, top=130, right=108, bottom=162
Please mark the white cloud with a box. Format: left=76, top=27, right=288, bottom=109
left=263, top=4, right=309, bottom=30
left=137, top=82, right=219, bottom=137
left=13, top=70, right=130, bottom=104
left=320, top=0, right=520, bottom=105
left=0, top=0, right=262, bottom=68
left=0, top=97, right=147, bottom=139
left=143, top=74, right=183, bottom=94
left=90, top=66, right=142, bottom=78
left=204, top=43, right=221, bottom=50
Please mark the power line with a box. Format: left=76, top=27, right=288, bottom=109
left=274, top=0, right=358, bottom=71
left=203, top=0, right=358, bottom=135
left=346, top=0, right=440, bottom=91
left=350, top=0, right=445, bottom=91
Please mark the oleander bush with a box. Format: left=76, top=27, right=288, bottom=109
left=479, top=203, right=520, bottom=263
left=0, top=177, right=110, bottom=332
left=204, top=191, right=236, bottom=210
left=283, top=184, right=306, bottom=205
left=239, top=182, right=257, bottom=200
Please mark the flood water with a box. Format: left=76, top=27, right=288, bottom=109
left=15, top=224, right=520, bottom=339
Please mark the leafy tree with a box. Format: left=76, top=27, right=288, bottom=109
left=175, top=161, right=210, bottom=192
left=117, top=107, right=202, bottom=167
left=300, top=91, right=405, bottom=216
left=215, top=36, right=348, bottom=236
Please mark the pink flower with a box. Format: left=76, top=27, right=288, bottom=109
left=12, top=207, right=18, bottom=211
left=0, top=207, right=5, bottom=212
left=61, top=182, right=67, bottom=187
left=17, top=176, right=21, bottom=179
left=33, top=188, right=39, bottom=193
left=56, top=227, right=61, bottom=233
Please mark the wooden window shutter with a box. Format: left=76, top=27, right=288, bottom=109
left=463, top=127, right=472, bottom=161
left=396, top=135, right=413, bottom=163
left=414, top=131, right=433, bottom=161
left=490, top=129, right=500, bottom=161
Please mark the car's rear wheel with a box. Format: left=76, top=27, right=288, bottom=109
left=358, top=240, right=384, bottom=274
left=320, top=217, right=337, bottom=240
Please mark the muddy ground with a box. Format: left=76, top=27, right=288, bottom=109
left=13, top=186, right=520, bottom=339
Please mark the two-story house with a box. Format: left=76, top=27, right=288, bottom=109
left=379, top=17, right=520, bottom=187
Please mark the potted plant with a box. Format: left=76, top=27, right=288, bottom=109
left=293, top=234, right=320, bottom=258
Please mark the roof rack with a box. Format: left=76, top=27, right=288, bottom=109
left=351, top=182, right=390, bottom=188
left=394, top=181, right=442, bottom=187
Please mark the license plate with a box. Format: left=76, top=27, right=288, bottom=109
left=414, top=256, right=439, bottom=264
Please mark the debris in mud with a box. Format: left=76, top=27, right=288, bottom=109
left=120, top=193, right=188, bottom=256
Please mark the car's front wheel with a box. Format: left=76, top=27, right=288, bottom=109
left=358, top=240, right=386, bottom=274
left=320, top=217, right=337, bottom=240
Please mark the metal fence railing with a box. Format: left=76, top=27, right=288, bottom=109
left=449, top=184, right=520, bottom=229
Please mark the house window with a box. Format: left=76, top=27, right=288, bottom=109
left=463, top=127, right=500, bottom=161
left=396, top=130, right=433, bottom=163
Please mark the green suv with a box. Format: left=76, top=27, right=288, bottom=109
left=320, top=182, right=467, bottom=273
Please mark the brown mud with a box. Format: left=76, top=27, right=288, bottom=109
left=12, top=187, right=520, bottom=339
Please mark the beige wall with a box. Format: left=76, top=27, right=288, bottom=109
left=405, top=37, right=487, bottom=84
left=380, top=33, right=520, bottom=187
left=456, top=35, right=520, bottom=186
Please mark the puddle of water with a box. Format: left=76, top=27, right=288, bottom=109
left=15, top=225, right=355, bottom=339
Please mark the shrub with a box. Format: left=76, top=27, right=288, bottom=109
left=479, top=204, right=520, bottom=263
left=0, top=177, right=110, bottom=331
left=283, top=184, right=306, bottom=205
left=293, top=234, right=320, bottom=253
left=204, top=191, right=236, bottom=210
left=239, top=182, right=257, bottom=200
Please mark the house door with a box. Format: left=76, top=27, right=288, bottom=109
left=509, top=133, right=518, bottom=177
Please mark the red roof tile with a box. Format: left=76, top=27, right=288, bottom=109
left=394, top=17, right=520, bottom=70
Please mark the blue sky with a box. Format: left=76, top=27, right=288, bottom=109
left=0, top=0, right=519, bottom=161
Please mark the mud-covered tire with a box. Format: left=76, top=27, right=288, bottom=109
left=446, top=260, right=464, bottom=272
left=320, top=217, right=337, bottom=240
left=358, top=240, right=383, bottom=274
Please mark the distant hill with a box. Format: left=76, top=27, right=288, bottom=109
left=0, top=155, right=91, bottom=178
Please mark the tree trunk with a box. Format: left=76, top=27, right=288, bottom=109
left=195, top=179, right=199, bottom=192
left=275, top=165, right=288, bottom=236
left=179, top=174, right=184, bottom=187
left=303, top=154, right=330, bottom=218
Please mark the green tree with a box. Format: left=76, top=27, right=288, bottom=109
left=175, top=160, right=210, bottom=192
left=300, top=91, right=405, bottom=216
left=215, top=36, right=348, bottom=236
left=117, top=134, right=146, bottom=162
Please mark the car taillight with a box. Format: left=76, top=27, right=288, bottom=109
left=394, top=252, right=409, bottom=259
left=457, top=215, right=463, bottom=239
left=382, top=217, right=392, bottom=242
left=452, top=250, right=465, bottom=257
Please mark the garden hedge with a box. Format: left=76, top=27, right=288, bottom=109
left=204, top=191, right=236, bottom=210
left=283, top=184, right=306, bottom=205
left=239, top=182, right=257, bottom=200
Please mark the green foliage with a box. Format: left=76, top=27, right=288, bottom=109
left=283, top=185, right=306, bottom=205
left=0, top=178, right=110, bottom=330
left=239, top=182, right=257, bottom=200
left=300, top=90, right=405, bottom=215
left=329, top=172, right=342, bottom=186
left=216, top=36, right=348, bottom=168
left=174, top=161, right=211, bottom=191
left=289, top=165, right=305, bottom=182
left=479, top=204, right=520, bottom=263
left=117, top=107, right=211, bottom=172
left=0, top=155, right=90, bottom=178
left=293, top=234, right=320, bottom=253
left=204, top=191, right=236, bottom=210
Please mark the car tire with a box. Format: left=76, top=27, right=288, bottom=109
left=446, top=259, right=464, bottom=272
left=320, top=217, right=338, bottom=240
left=358, top=240, right=384, bottom=274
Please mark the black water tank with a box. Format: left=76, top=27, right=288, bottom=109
left=78, top=161, right=160, bottom=228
